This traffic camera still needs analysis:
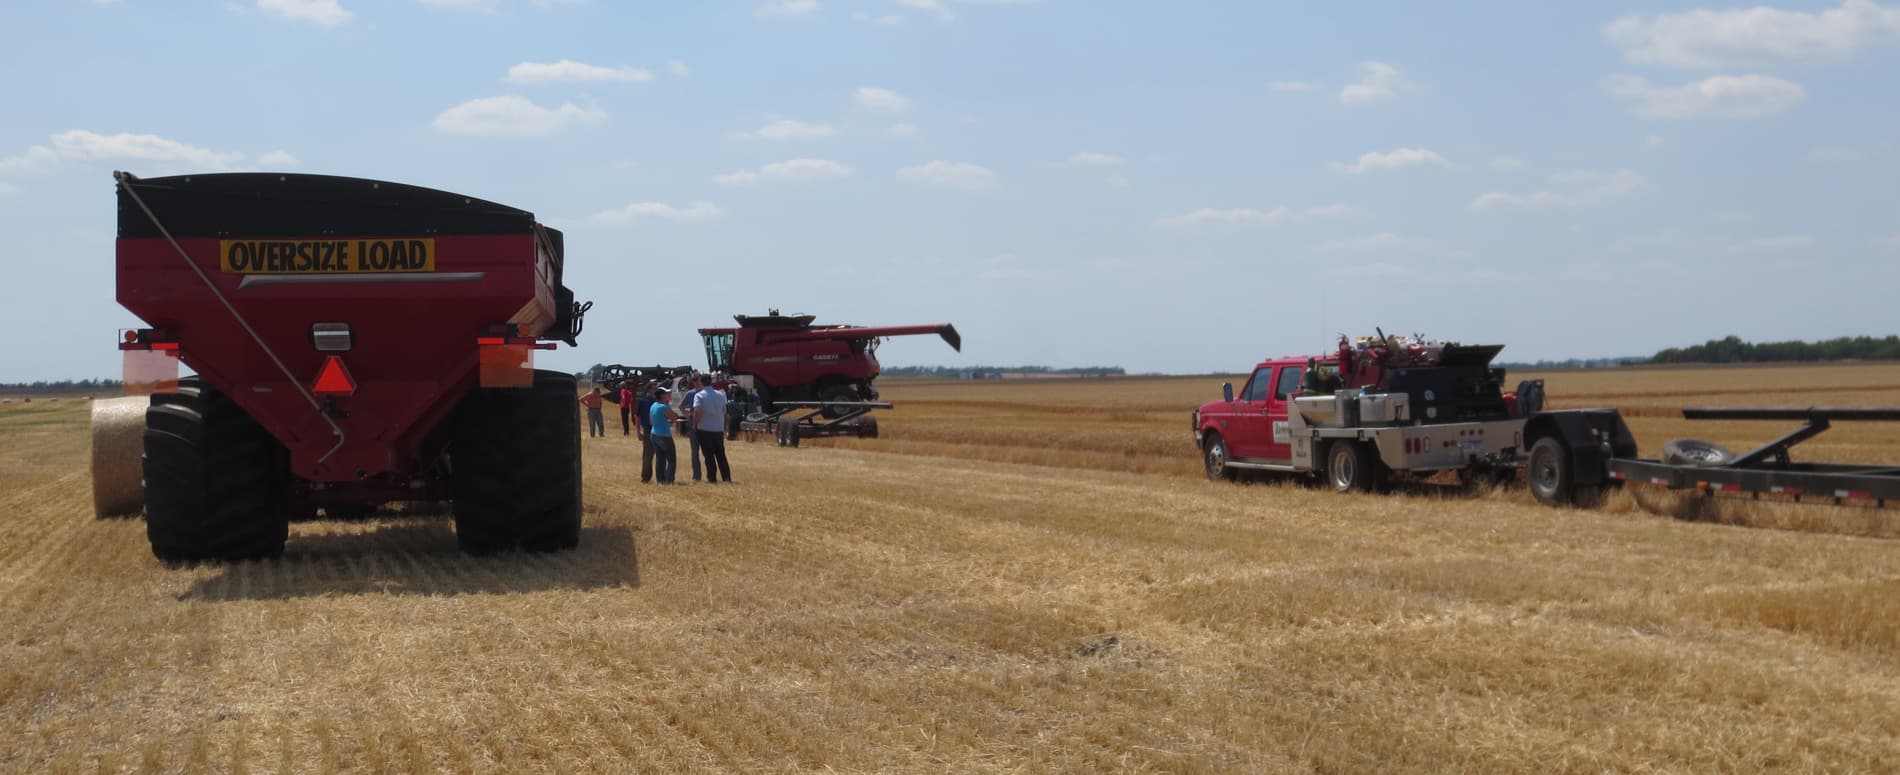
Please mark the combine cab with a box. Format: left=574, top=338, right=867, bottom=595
left=97, top=172, right=591, bottom=562
left=699, top=311, right=960, bottom=408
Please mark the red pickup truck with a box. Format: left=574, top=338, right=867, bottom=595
left=1191, top=355, right=1325, bottom=480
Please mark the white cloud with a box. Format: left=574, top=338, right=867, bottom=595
left=0, top=145, right=58, bottom=175
left=1646, top=135, right=1666, bottom=149
left=856, top=87, right=911, bottom=111
left=1729, top=234, right=1821, bottom=253
left=1106, top=174, right=1130, bottom=189
left=1338, top=61, right=1406, bottom=105
left=506, top=59, right=652, bottom=83
left=1605, top=1, right=1900, bottom=69
left=590, top=201, right=725, bottom=223
left=1490, top=156, right=1526, bottom=172
left=1608, top=74, right=1806, bottom=118
left=1470, top=170, right=1645, bottom=212
left=756, top=0, right=818, bottom=17
left=1056, top=151, right=1124, bottom=167
left=1315, top=233, right=1430, bottom=252
left=886, top=123, right=919, bottom=138
left=419, top=0, right=497, bottom=9
left=669, top=59, right=690, bottom=78
left=976, top=253, right=1033, bottom=281
left=1269, top=80, right=1319, bottom=92
left=51, top=130, right=245, bottom=168
left=1808, top=146, right=1864, bottom=161
left=713, top=158, right=853, bottom=185
left=729, top=118, right=836, bottom=141
left=432, top=96, right=605, bottom=136
left=256, top=0, right=352, bottom=26
left=255, top=150, right=299, bottom=167
left=1330, top=147, right=1449, bottom=175
left=1882, top=235, right=1900, bottom=249
left=897, top=161, right=999, bottom=190
left=853, top=11, right=904, bottom=24
left=899, top=0, right=953, bottom=22
left=0, top=181, right=15, bottom=196
left=1154, top=205, right=1357, bottom=231
left=1328, top=262, right=1415, bottom=279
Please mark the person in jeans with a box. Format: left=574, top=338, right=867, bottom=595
left=578, top=387, right=605, bottom=438
left=637, top=385, right=657, bottom=483
left=647, top=387, right=679, bottom=484
left=690, top=374, right=733, bottom=483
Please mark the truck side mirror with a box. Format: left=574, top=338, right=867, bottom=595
left=1222, top=382, right=1234, bottom=402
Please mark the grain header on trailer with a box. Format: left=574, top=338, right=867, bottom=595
left=95, top=171, right=591, bottom=562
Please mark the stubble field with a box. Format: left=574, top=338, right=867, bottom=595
left=2, top=363, right=1899, bottom=772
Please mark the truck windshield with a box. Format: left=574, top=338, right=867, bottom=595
left=703, top=333, right=735, bottom=371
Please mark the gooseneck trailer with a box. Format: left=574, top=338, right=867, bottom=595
left=99, top=171, right=591, bottom=562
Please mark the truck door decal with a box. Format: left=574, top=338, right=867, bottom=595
left=1272, top=421, right=1289, bottom=444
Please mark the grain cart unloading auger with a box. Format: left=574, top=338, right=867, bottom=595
left=92, top=172, right=592, bottom=562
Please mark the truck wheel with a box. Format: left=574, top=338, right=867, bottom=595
left=1527, top=436, right=1579, bottom=506
left=1660, top=439, right=1734, bottom=467
left=142, top=379, right=291, bottom=563
left=1202, top=433, right=1235, bottom=481
left=1326, top=440, right=1386, bottom=493
left=450, top=370, right=583, bottom=555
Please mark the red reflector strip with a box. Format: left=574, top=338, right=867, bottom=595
left=476, top=337, right=506, bottom=345
left=151, top=342, right=180, bottom=351
left=1610, top=471, right=1627, bottom=480
left=1836, top=490, right=1872, bottom=500
left=1651, top=477, right=1671, bottom=485
left=1771, top=486, right=1803, bottom=495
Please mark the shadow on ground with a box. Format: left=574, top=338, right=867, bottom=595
left=181, top=522, right=639, bottom=601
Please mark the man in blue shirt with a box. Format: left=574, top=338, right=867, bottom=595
left=647, top=387, right=679, bottom=484
left=637, top=386, right=657, bottom=483
left=690, top=374, right=732, bottom=483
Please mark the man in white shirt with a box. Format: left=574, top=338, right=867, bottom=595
left=689, top=374, right=732, bottom=483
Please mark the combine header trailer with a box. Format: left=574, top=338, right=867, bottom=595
left=99, top=172, right=591, bottom=562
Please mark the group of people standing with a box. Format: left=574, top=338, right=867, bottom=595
left=578, top=375, right=735, bottom=485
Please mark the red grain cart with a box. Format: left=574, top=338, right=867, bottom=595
left=98, top=172, right=591, bottom=562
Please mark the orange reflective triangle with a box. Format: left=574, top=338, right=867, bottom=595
left=313, top=355, right=356, bottom=395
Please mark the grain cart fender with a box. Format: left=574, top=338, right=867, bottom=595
left=1522, top=409, right=1638, bottom=488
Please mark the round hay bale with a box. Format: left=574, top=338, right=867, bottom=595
left=90, top=396, right=147, bottom=518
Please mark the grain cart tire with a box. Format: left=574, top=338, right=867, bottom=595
left=1526, top=436, right=1589, bottom=506
left=91, top=396, right=149, bottom=518
left=1326, top=440, right=1386, bottom=493
left=450, top=370, right=583, bottom=555
left=1660, top=439, right=1735, bottom=467
left=1202, top=432, right=1235, bottom=481
left=142, top=379, right=292, bottom=563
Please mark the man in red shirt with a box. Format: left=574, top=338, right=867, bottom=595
left=619, top=385, right=636, bottom=436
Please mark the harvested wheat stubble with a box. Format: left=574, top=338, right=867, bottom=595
left=89, top=396, right=145, bottom=518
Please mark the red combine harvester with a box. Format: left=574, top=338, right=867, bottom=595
left=699, top=311, right=959, bottom=408
left=96, top=172, right=591, bottom=562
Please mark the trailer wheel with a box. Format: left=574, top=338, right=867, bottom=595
left=1202, top=433, right=1235, bottom=481
left=857, top=416, right=879, bottom=439
left=1660, top=439, right=1735, bottom=467
left=142, top=379, right=292, bottom=563
left=785, top=418, right=801, bottom=448
left=449, top=370, right=583, bottom=555
left=1527, top=436, right=1578, bottom=506
left=1326, top=440, right=1385, bottom=493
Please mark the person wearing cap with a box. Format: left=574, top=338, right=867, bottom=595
left=647, top=386, right=679, bottom=484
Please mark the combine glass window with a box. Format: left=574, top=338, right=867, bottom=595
left=703, top=333, right=735, bottom=371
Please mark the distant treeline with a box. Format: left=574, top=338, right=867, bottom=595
left=1497, top=357, right=1647, bottom=370
left=0, top=378, right=122, bottom=390
left=1651, top=335, right=1900, bottom=364
left=884, top=365, right=1126, bottom=378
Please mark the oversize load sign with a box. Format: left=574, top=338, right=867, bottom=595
left=219, top=239, right=435, bottom=274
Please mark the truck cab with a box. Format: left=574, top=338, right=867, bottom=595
left=1193, top=356, right=1325, bottom=478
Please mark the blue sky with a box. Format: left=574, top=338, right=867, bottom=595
left=3, top=0, right=1898, bottom=379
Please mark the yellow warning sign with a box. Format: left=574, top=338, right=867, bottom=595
left=219, top=239, right=435, bottom=274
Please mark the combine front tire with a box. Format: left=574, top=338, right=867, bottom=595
left=141, top=379, right=292, bottom=563
left=450, top=370, right=583, bottom=555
